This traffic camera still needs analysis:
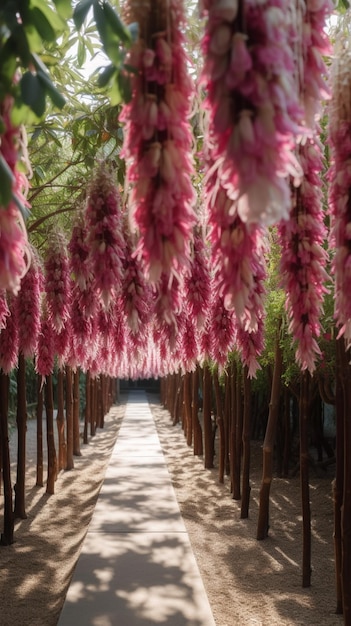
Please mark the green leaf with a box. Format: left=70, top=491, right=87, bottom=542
left=0, top=155, right=14, bottom=208
left=37, top=70, right=66, bottom=110
left=77, top=39, right=86, bottom=66
left=29, top=7, right=56, bottom=42
left=117, top=71, right=131, bottom=103
left=52, top=0, right=73, bottom=20
left=12, top=192, right=30, bottom=221
left=73, top=0, right=94, bottom=29
left=20, top=71, right=46, bottom=117
left=11, top=24, right=31, bottom=66
left=109, top=74, right=122, bottom=106
left=30, top=0, right=67, bottom=33
left=102, top=2, right=132, bottom=45
left=97, top=64, right=116, bottom=87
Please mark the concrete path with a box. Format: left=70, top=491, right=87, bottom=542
left=58, top=391, right=216, bottom=626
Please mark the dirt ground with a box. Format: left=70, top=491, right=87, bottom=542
left=0, top=393, right=344, bottom=626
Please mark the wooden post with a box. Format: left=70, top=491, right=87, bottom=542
left=0, top=372, right=14, bottom=545
left=73, top=369, right=81, bottom=456
left=45, top=374, right=57, bottom=495
left=300, top=371, right=311, bottom=588
left=36, top=375, right=44, bottom=487
left=241, top=367, right=251, bottom=519
left=56, top=369, right=67, bottom=471
left=257, top=322, right=283, bottom=540
left=14, top=353, right=27, bottom=519
left=65, top=365, right=74, bottom=470
left=203, top=363, right=214, bottom=469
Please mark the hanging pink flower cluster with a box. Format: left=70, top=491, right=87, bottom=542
left=183, top=232, right=211, bottom=330
left=68, top=215, right=91, bottom=291
left=0, top=290, right=10, bottom=330
left=279, top=141, right=329, bottom=373
left=85, top=161, right=125, bottom=309
left=35, top=303, right=55, bottom=377
left=200, top=0, right=303, bottom=227
left=299, top=0, right=333, bottom=128
left=328, top=47, right=351, bottom=347
left=120, top=0, right=196, bottom=285
left=0, top=94, right=31, bottom=294
left=277, top=0, right=332, bottom=372
left=16, top=247, right=42, bottom=357
left=205, top=285, right=236, bottom=370
left=0, top=295, right=18, bottom=373
left=121, top=234, right=153, bottom=334
left=44, top=231, right=71, bottom=333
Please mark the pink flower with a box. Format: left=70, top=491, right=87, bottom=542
left=0, top=93, right=31, bottom=295
left=16, top=247, right=42, bottom=357
left=85, top=161, right=125, bottom=309
left=44, top=231, right=71, bottom=333
left=279, top=140, right=329, bottom=372
left=0, top=295, right=18, bottom=373
left=121, top=0, right=196, bottom=292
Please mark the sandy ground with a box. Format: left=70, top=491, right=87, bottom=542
left=0, top=393, right=344, bottom=626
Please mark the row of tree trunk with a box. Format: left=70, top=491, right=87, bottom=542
left=0, top=364, right=116, bottom=546
left=160, top=339, right=351, bottom=625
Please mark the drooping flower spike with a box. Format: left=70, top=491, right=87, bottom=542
left=279, top=140, right=330, bottom=373
left=16, top=246, right=43, bottom=358
left=0, top=295, right=19, bottom=374
left=85, top=161, right=125, bottom=310
left=200, top=0, right=304, bottom=227
left=328, top=44, right=351, bottom=348
left=0, top=93, right=31, bottom=294
left=277, top=0, right=332, bottom=373
left=121, top=0, right=196, bottom=286
left=44, top=231, right=71, bottom=334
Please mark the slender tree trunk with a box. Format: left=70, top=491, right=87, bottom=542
left=203, top=363, right=214, bottom=469
left=230, top=361, right=237, bottom=497
left=192, top=367, right=203, bottom=456
left=257, top=323, right=283, bottom=540
left=65, top=365, right=74, bottom=470
left=213, top=368, right=225, bottom=484
left=334, top=337, right=344, bottom=614
left=0, top=372, right=14, bottom=545
left=224, top=371, right=231, bottom=476
left=282, top=387, right=291, bottom=477
left=56, top=369, right=66, bottom=471
left=73, top=369, right=81, bottom=456
left=36, top=375, right=44, bottom=487
left=340, top=342, right=351, bottom=621
left=45, top=375, right=57, bottom=495
left=173, top=374, right=183, bottom=425
left=184, top=371, right=193, bottom=447
left=233, top=365, right=243, bottom=500
left=84, top=370, right=90, bottom=445
left=241, top=367, right=251, bottom=519
left=300, top=371, right=312, bottom=588
left=90, top=377, right=96, bottom=437
left=97, top=377, right=104, bottom=429
left=14, top=353, right=27, bottom=519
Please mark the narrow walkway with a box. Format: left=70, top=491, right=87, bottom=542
left=58, top=391, right=216, bottom=626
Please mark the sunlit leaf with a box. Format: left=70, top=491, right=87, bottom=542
left=77, top=39, right=86, bottom=66
left=30, top=0, right=66, bottom=33
left=52, top=0, right=73, bottom=20
left=29, top=7, right=56, bottom=42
